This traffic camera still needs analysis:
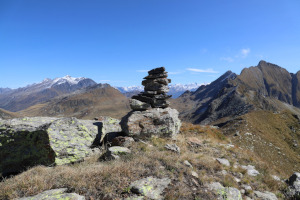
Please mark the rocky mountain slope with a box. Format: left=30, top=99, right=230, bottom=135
left=1, top=121, right=298, bottom=199
left=0, top=108, right=19, bottom=119
left=171, top=60, right=300, bottom=125
left=19, top=84, right=130, bottom=120
left=0, top=76, right=96, bottom=112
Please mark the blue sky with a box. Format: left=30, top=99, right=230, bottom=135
left=1, top=0, right=300, bottom=88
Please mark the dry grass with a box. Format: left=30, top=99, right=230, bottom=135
left=0, top=122, right=289, bottom=199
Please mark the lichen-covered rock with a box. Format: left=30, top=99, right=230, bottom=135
left=0, top=117, right=99, bottom=176
left=206, top=182, right=242, bottom=200
left=129, top=176, right=171, bottom=200
left=17, top=188, right=85, bottom=200
left=95, top=116, right=122, bottom=144
left=253, top=191, right=278, bottom=200
left=130, top=99, right=151, bottom=111
left=121, top=107, right=181, bottom=139
left=103, top=146, right=131, bottom=160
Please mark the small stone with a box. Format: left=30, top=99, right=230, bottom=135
left=271, top=175, right=280, bottom=181
left=183, top=160, right=193, bottom=168
left=216, top=158, right=230, bottom=167
left=111, top=136, right=134, bottom=148
left=187, top=137, right=202, bottom=147
left=242, top=184, right=252, bottom=191
left=191, top=171, right=199, bottom=179
left=241, top=165, right=260, bottom=176
left=164, top=143, right=180, bottom=154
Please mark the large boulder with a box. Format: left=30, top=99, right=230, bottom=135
left=0, top=117, right=116, bottom=176
left=94, top=116, right=122, bottom=144
left=121, top=107, right=181, bottom=139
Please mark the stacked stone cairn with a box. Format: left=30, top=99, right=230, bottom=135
left=121, top=67, right=181, bottom=139
left=130, top=67, right=171, bottom=110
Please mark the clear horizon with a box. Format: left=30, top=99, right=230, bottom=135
left=1, top=1, right=300, bottom=88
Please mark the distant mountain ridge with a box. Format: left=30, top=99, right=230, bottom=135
left=0, top=75, right=97, bottom=112
left=116, top=83, right=204, bottom=98
left=171, top=60, right=300, bottom=124
left=20, top=83, right=130, bottom=120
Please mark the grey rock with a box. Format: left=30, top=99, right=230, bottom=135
left=254, top=191, right=278, bottom=200
left=121, top=107, right=181, bottom=139
left=206, top=182, right=224, bottom=191
left=271, top=175, right=280, bottom=181
left=241, top=165, right=260, bottom=176
left=216, top=158, right=230, bottom=167
left=242, top=184, right=252, bottom=191
left=183, top=160, right=193, bottom=168
left=206, top=182, right=242, bottom=200
left=129, top=176, right=171, bottom=200
left=0, top=117, right=100, bottom=176
left=96, top=116, right=122, bottom=144
left=104, top=146, right=131, bottom=160
left=191, top=171, right=199, bottom=179
left=111, top=136, right=135, bottom=148
left=17, top=188, right=85, bottom=200
left=130, top=99, right=151, bottom=111
left=164, top=143, right=180, bottom=153
left=286, top=172, right=300, bottom=199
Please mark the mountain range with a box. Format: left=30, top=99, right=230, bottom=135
left=1, top=60, right=300, bottom=125
left=170, top=60, right=300, bottom=125
left=0, top=75, right=97, bottom=112
left=115, top=83, right=204, bottom=98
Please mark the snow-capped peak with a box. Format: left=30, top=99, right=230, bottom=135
left=51, top=75, right=85, bottom=86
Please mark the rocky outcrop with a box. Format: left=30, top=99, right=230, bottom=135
left=121, top=107, right=181, bottom=139
left=0, top=116, right=120, bottom=176
left=17, top=188, right=85, bottom=200
left=121, top=67, right=181, bottom=139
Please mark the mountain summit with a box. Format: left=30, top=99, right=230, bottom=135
left=0, top=76, right=97, bottom=112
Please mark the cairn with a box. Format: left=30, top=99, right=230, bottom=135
left=121, top=67, right=181, bottom=139
left=130, top=67, right=171, bottom=110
